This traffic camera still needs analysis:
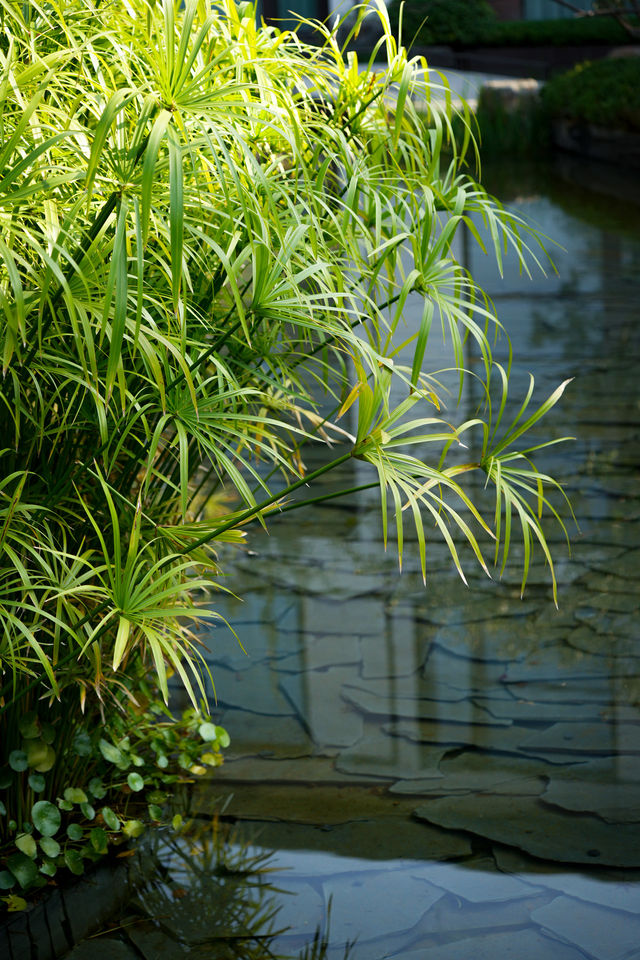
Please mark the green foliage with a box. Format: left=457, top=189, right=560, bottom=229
left=0, top=0, right=572, bottom=899
left=387, top=3, right=636, bottom=49
left=542, top=57, right=640, bottom=131
left=388, top=0, right=497, bottom=46
left=0, top=699, right=228, bottom=892
left=486, top=15, right=636, bottom=47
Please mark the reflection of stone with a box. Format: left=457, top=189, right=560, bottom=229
left=343, top=674, right=469, bottom=705
left=322, top=871, right=444, bottom=944
left=280, top=667, right=364, bottom=748
left=344, top=687, right=518, bottom=725
left=267, top=879, right=325, bottom=938
left=494, top=846, right=640, bottom=915
left=413, top=856, right=540, bottom=903
left=394, top=928, right=586, bottom=960
left=271, top=633, right=361, bottom=672
left=543, top=756, right=640, bottom=823
left=213, top=663, right=297, bottom=716
left=531, top=896, right=640, bottom=960
left=214, top=709, right=313, bottom=759
left=385, top=719, right=581, bottom=765
left=519, top=722, right=640, bottom=756
left=472, top=696, right=601, bottom=723
left=335, top=732, right=447, bottom=780
left=414, top=795, right=640, bottom=867
left=389, top=749, right=549, bottom=797
left=504, top=644, right=640, bottom=682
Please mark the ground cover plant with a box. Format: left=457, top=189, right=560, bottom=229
left=0, top=0, right=571, bottom=898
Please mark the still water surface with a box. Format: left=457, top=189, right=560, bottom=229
left=75, top=157, right=640, bottom=960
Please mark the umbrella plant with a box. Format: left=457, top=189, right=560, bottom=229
left=0, top=0, right=570, bottom=892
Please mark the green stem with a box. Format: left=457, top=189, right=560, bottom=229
left=185, top=448, right=354, bottom=552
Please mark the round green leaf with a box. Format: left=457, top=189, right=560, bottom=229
left=9, top=751, right=28, bottom=772
left=0, top=869, right=16, bottom=890
left=89, top=827, right=108, bottom=853
left=27, top=741, right=55, bottom=773
left=80, top=802, right=95, bottom=821
left=198, top=721, right=218, bottom=742
left=28, top=773, right=46, bottom=793
left=131, top=754, right=145, bottom=767
left=31, top=801, right=61, bottom=838
left=171, top=813, right=183, bottom=831
left=215, top=726, right=230, bottom=748
left=40, top=722, right=56, bottom=745
left=64, top=787, right=88, bottom=805
left=39, top=860, right=57, bottom=877
left=73, top=732, right=92, bottom=757
left=101, top=807, right=120, bottom=831
left=64, top=850, right=84, bottom=876
left=18, top=712, right=40, bottom=740
left=57, top=799, right=73, bottom=812
left=148, top=804, right=163, bottom=821
left=39, top=837, right=61, bottom=859
left=156, top=754, right=169, bottom=769
left=147, top=790, right=167, bottom=804
left=88, top=778, right=107, bottom=799
left=15, top=833, right=37, bottom=859
left=66, top=823, right=83, bottom=841
left=122, top=820, right=145, bottom=839
left=3, top=893, right=27, bottom=911
left=127, top=772, right=144, bottom=792
left=7, top=852, right=38, bottom=889
left=99, top=739, right=123, bottom=765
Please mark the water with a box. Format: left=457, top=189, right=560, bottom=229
left=67, top=157, right=640, bottom=960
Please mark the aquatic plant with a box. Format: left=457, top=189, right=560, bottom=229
left=0, top=0, right=570, bottom=893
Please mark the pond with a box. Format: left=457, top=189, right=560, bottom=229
left=66, top=155, right=640, bottom=960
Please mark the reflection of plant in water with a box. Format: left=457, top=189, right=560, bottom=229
left=134, top=817, right=354, bottom=959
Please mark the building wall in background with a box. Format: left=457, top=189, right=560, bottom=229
left=522, top=0, right=593, bottom=17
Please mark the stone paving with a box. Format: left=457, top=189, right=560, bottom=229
left=55, top=162, right=640, bottom=958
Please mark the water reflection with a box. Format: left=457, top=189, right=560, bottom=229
left=119, top=819, right=640, bottom=960
left=183, top=157, right=640, bottom=957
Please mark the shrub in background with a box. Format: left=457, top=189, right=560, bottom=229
left=387, top=2, right=636, bottom=49
left=542, top=57, right=640, bottom=132
left=388, top=0, right=497, bottom=46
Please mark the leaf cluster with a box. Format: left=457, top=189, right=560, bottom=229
left=0, top=697, right=229, bottom=895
